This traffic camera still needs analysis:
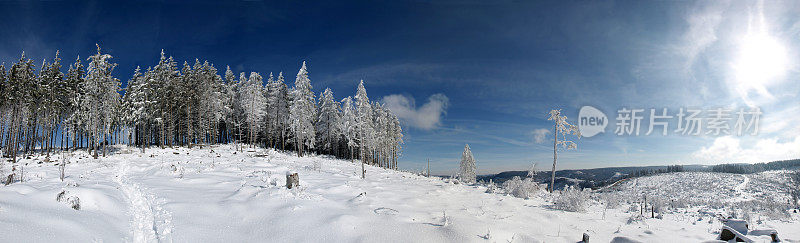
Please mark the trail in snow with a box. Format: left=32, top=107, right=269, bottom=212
left=733, top=174, right=752, bottom=201
left=114, top=159, right=173, bottom=242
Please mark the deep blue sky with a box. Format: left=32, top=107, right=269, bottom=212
left=1, top=1, right=799, bottom=174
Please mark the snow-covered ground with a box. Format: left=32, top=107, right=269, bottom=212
left=1, top=145, right=798, bottom=242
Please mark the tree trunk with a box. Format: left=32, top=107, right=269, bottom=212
left=550, top=121, right=558, bottom=193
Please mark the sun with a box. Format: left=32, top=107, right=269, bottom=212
left=733, top=32, right=788, bottom=88
left=730, top=7, right=789, bottom=104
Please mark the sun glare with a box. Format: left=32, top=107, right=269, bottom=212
left=730, top=1, right=789, bottom=104
left=733, top=32, right=788, bottom=87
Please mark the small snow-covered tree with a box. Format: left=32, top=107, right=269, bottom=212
left=459, top=144, right=477, bottom=184
left=502, top=176, right=541, bottom=199
left=553, top=185, right=590, bottom=212
left=527, top=162, right=536, bottom=179
left=547, top=109, right=580, bottom=193
left=288, top=61, right=316, bottom=157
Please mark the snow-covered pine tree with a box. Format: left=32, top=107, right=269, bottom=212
left=82, top=44, right=120, bottom=158
left=50, top=52, right=73, bottom=151
left=241, top=72, right=266, bottom=147
left=180, top=59, right=205, bottom=147
left=0, top=63, right=7, bottom=153
left=389, top=111, right=403, bottom=170
left=340, top=96, right=358, bottom=160
left=459, top=144, right=477, bottom=184
left=64, top=56, right=85, bottom=151
left=547, top=109, right=580, bottom=193
left=4, top=52, right=36, bottom=162
left=266, top=72, right=290, bottom=150
left=152, top=50, right=180, bottom=148
left=372, top=102, right=390, bottom=168
left=198, top=61, right=226, bottom=145
left=223, top=66, right=239, bottom=146
left=39, top=51, right=65, bottom=157
left=288, top=61, right=316, bottom=157
left=261, top=72, right=274, bottom=147
left=230, top=71, right=248, bottom=149
left=315, top=87, right=341, bottom=156
left=354, top=80, right=374, bottom=178
left=122, top=66, right=144, bottom=149
left=354, top=80, right=373, bottom=159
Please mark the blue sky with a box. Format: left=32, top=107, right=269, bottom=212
left=1, top=1, right=798, bottom=174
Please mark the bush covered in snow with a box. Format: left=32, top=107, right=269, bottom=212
left=485, top=179, right=500, bottom=193
left=56, top=189, right=81, bottom=210
left=553, top=185, right=590, bottom=212
left=502, top=176, right=542, bottom=199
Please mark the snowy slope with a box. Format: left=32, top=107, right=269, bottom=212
left=603, top=171, right=795, bottom=207
left=1, top=146, right=799, bottom=242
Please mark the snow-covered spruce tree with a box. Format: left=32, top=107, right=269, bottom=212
left=4, top=52, right=36, bottom=163
left=371, top=103, right=402, bottom=169
left=340, top=96, right=358, bottom=160
left=229, top=71, right=249, bottom=149
left=354, top=80, right=374, bottom=178
left=266, top=72, right=290, bottom=150
left=0, top=63, right=7, bottom=153
left=240, top=72, right=266, bottom=147
left=260, top=72, right=275, bottom=147
left=370, top=102, right=385, bottom=166
left=197, top=61, right=226, bottom=145
left=179, top=60, right=205, bottom=147
left=152, top=50, right=180, bottom=148
left=315, top=87, right=341, bottom=156
left=223, top=66, right=240, bottom=148
left=458, top=144, right=477, bottom=184
left=389, top=112, right=403, bottom=170
left=122, top=66, right=146, bottom=150
left=64, top=56, right=85, bottom=151
left=288, top=61, right=316, bottom=157
left=547, top=109, right=580, bottom=193
left=82, top=44, right=120, bottom=158
left=38, top=51, right=65, bottom=158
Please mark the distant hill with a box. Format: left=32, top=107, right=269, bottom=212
left=479, top=165, right=681, bottom=190
left=477, top=159, right=799, bottom=190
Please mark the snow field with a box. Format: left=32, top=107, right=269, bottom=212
left=1, top=145, right=799, bottom=242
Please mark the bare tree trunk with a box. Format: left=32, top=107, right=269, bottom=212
left=550, top=121, right=558, bottom=193
left=360, top=131, right=365, bottom=179
left=187, top=104, right=192, bottom=148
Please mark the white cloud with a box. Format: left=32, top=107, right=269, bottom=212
left=692, top=135, right=800, bottom=163
left=530, top=128, right=550, bottom=144
left=382, top=93, right=449, bottom=130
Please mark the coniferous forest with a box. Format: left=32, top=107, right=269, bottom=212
left=0, top=45, right=403, bottom=169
